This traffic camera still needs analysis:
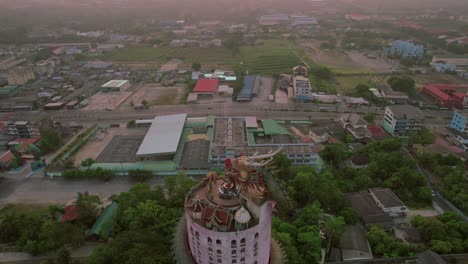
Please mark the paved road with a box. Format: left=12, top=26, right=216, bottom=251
left=0, top=168, right=165, bottom=205
left=10, top=101, right=454, bottom=127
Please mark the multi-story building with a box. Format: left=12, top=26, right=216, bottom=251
left=293, top=76, right=312, bottom=100
left=5, top=121, right=40, bottom=138
left=383, top=105, right=424, bottom=137
left=432, top=55, right=468, bottom=67
left=448, top=111, right=468, bottom=148
left=185, top=153, right=277, bottom=264
left=422, top=84, right=468, bottom=110
left=8, top=65, right=35, bottom=85
left=387, top=40, right=424, bottom=58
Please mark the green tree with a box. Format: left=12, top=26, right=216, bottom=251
left=408, top=128, right=435, bottom=146
left=191, top=62, right=201, bottom=71
left=387, top=76, right=416, bottom=96
left=363, top=113, right=376, bottom=123
left=314, top=66, right=333, bottom=80
left=39, top=128, right=63, bottom=154
left=56, top=246, right=71, bottom=264
left=323, top=216, right=346, bottom=252
left=127, top=120, right=136, bottom=128
left=164, top=171, right=198, bottom=206
left=338, top=207, right=358, bottom=224
left=128, top=169, right=152, bottom=182
left=271, top=153, right=292, bottom=180
left=81, top=158, right=95, bottom=167
left=296, top=225, right=322, bottom=264
left=76, top=192, right=101, bottom=227
left=320, top=144, right=350, bottom=167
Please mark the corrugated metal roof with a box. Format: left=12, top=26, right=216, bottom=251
left=136, top=114, right=187, bottom=156
left=261, top=119, right=291, bottom=136
left=101, top=80, right=129, bottom=88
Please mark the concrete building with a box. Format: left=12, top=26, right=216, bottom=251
left=210, top=117, right=320, bottom=168
left=258, top=14, right=289, bottom=26
left=339, top=224, right=373, bottom=262
left=136, top=114, right=187, bottom=161
left=340, top=114, right=371, bottom=139
left=432, top=55, right=468, bottom=67
left=448, top=111, right=468, bottom=147
left=8, top=65, right=35, bottom=85
left=185, top=154, right=277, bottom=264
left=100, top=80, right=130, bottom=92
left=387, top=40, right=424, bottom=58
left=369, top=188, right=409, bottom=217
left=422, top=84, right=468, bottom=110
left=383, top=105, right=424, bottom=137
left=5, top=121, right=40, bottom=138
left=432, top=62, right=457, bottom=73
left=293, top=76, right=312, bottom=100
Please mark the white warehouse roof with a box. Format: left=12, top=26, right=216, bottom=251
left=101, top=80, right=129, bottom=88
left=136, top=113, right=187, bottom=157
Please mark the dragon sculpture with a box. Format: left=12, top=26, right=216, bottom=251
left=226, top=146, right=283, bottom=181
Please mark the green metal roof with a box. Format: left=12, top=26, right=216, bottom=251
left=0, top=86, right=19, bottom=96
left=87, top=202, right=119, bottom=239
left=261, top=119, right=291, bottom=136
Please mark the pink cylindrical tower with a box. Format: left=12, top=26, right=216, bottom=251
left=185, top=169, right=275, bottom=264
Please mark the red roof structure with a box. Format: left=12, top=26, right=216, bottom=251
left=423, top=84, right=468, bottom=110
left=367, top=125, right=390, bottom=140
left=194, top=79, right=218, bottom=94
left=58, top=205, right=79, bottom=222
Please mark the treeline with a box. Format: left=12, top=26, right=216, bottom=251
left=86, top=172, right=198, bottom=263
left=325, top=138, right=433, bottom=207
left=416, top=152, right=468, bottom=215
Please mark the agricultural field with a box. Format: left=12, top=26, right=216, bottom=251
left=99, top=39, right=306, bottom=75
left=237, top=39, right=307, bottom=75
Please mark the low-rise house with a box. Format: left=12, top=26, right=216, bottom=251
left=369, top=188, right=409, bottom=217
left=383, top=105, right=424, bottom=137
left=193, top=79, right=218, bottom=96
left=293, top=65, right=308, bottom=77
left=100, top=80, right=130, bottom=92
left=310, top=127, right=330, bottom=143
left=422, top=84, right=468, bottom=110
left=340, top=113, right=371, bottom=139
left=344, top=190, right=394, bottom=230
left=0, top=85, right=20, bottom=99
left=217, top=85, right=233, bottom=96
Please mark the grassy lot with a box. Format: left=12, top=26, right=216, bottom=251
left=238, top=39, right=306, bottom=75
left=0, top=203, right=51, bottom=218
left=334, top=75, right=386, bottom=95
left=99, top=39, right=306, bottom=75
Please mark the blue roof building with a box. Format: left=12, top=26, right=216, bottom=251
left=237, top=76, right=260, bottom=101
left=387, top=40, right=424, bottom=58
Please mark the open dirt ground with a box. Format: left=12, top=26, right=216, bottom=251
left=71, top=126, right=147, bottom=165
left=299, top=40, right=398, bottom=73
left=85, top=91, right=132, bottom=110
left=121, top=83, right=185, bottom=106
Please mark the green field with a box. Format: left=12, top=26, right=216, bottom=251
left=0, top=204, right=51, bottom=218
left=237, top=39, right=307, bottom=75
left=99, top=39, right=306, bottom=75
